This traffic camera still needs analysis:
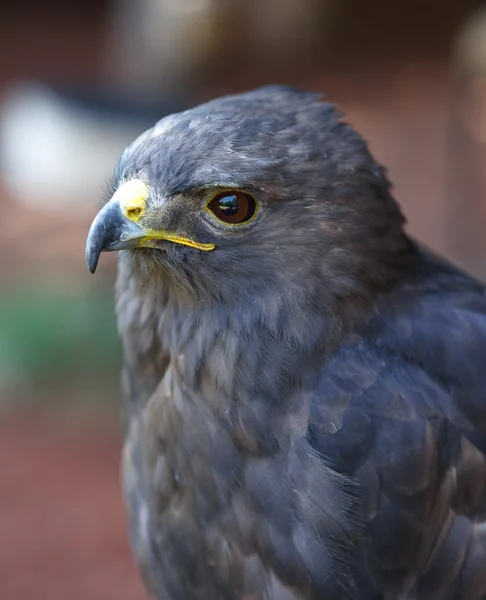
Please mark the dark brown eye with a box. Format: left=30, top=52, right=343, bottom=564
left=206, top=191, right=257, bottom=225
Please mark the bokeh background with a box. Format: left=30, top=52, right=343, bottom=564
left=1, top=1, right=486, bottom=598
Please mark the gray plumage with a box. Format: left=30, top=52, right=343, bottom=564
left=86, top=86, right=486, bottom=599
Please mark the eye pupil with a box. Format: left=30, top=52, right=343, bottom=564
left=219, top=195, right=239, bottom=216
left=207, top=191, right=257, bottom=225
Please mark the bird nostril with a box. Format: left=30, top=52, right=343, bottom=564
left=127, top=207, right=142, bottom=220
left=115, top=179, right=149, bottom=222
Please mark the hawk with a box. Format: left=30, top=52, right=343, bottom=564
left=86, top=86, right=486, bottom=599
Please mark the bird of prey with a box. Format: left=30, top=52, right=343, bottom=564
left=86, top=86, right=486, bottom=600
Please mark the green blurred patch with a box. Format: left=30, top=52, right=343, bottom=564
left=0, top=284, right=121, bottom=404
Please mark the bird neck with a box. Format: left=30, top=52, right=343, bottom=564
left=117, top=266, right=373, bottom=418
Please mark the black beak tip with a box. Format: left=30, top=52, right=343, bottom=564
left=86, top=243, right=100, bottom=274
left=85, top=223, right=103, bottom=274
left=86, top=255, right=98, bottom=274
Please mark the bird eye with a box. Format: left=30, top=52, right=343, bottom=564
left=206, top=191, right=257, bottom=225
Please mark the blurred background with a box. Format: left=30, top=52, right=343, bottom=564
left=1, top=0, right=486, bottom=598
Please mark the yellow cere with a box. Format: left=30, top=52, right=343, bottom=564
left=115, top=179, right=149, bottom=222
left=140, top=230, right=216, bottom=252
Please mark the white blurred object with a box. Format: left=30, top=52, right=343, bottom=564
left=0, top=82, right=144, bottom=209
left=446, top=7, right=486, bottom=279
left=453, top=7, right=486, bottom=76
left=453, top=7, right=486, bottom=143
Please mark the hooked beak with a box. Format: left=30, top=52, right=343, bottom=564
left=85, top=179, right=149, bottom=274
left=85, top=178, right=215, bottom=274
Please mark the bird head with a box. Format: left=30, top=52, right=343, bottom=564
left=86, top=86, right=409, bottom=311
